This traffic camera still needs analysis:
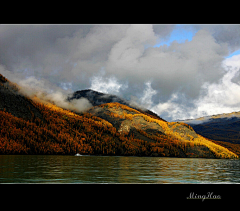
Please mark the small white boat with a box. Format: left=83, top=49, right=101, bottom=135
left=75, top=153, right=82, bottom=156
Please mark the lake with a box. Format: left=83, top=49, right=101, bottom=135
left=0, top=155, right=240, bottom=183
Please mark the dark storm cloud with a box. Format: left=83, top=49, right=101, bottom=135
left=203, top=24, right=240, bottom=52
left=0, top=25, right=90, bottom=68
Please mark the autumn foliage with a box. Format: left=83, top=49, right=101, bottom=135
left=0, top=73, right=238, bottom=158
left=0, top=98, right=237, bottom=158
left=0, top=102, right=178, bottom=156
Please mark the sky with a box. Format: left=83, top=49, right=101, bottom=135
left=0, top=24, right=240, bottom=121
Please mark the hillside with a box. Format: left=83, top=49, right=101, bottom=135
left=182, top=112, right=240, bottom=144
left=0, top=73, right=238, bottom=159
left=178, top=112, right=240, bottom=156
left=0, top=74, right=44, bottom=121
left=87, top=102, right=238, bottom=158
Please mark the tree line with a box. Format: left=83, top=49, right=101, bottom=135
left=0, top=99, right=238, bottom=158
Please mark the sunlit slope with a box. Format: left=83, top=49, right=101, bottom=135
left=179, top=111, right=240, bottom=144
left=88, top=102, right=238, bottom=159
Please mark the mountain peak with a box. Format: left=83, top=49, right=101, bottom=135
left=68, top=89, right=166, bottom=122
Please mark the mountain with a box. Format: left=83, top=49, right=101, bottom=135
left=87, top=102, right=239, bottom=158
left=178, top=112, right=240, bottom=156
left=69, top=89, right=128, bottom=107
left=68, top=89, right=165, bottom=122
left=0, top=74, right=44, bottom=121
left=0, top=73, right=238, bottom=158
left=179, top=112, right=240, bottom=144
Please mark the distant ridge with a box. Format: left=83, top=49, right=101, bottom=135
left=178, top=111, right=240, bottom=145
left=177, top=111, right=240, bottom=125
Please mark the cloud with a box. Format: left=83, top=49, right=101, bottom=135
left=0, top=25, right=229, bottom=99
left=193, top=54, right=240, bottom=116
left=151, top=91, right=192, bottom=121
left=44, top=92, right=92, bottom=112
left=150, top=54, right=240, bottom=121
left=107, top=24, right=157, bottom=68
left=0, top=25, right=87, bottom=71
left=0, top=25, right=129, bottom=90
left=90, top=74, right=128, bottom=95
left=105, top=29, right=229, bottom=103
left=1, top=24, right=240, bottom=121
left=89, top=67, right=128, bottom=95
left=140, top=81, right=157, bottom=109
left=9, top=75, right=93, bottom=113
left=203, top=25, right=240, bottom=53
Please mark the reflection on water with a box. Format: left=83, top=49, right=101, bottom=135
left=0, top=155, right=240, bottom=183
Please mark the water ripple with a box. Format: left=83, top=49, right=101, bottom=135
left=1, top=155, right=240, bottom=183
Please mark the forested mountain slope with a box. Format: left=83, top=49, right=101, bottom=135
left=0, top=73, right=238, bottom=159
left=181, top=112, right=240, bottom=144
left=178, top=112, right=240, bottom=156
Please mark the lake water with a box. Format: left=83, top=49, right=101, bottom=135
left=0, top=155, right=240, bottom=183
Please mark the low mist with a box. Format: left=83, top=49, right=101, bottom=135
left=16, top=76, right=93, bottom=113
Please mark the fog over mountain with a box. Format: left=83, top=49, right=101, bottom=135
left=1, top=24, right=240, bottom=121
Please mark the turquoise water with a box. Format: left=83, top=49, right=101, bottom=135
left=0, top=155, right=240, bottom=183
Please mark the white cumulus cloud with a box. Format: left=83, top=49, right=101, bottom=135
left=150, top=54, right=240, bottom=121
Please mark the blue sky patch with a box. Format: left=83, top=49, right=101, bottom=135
left=154, top=25, right=197, bottom=47
left=226, top=49, right=240, bottom=58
